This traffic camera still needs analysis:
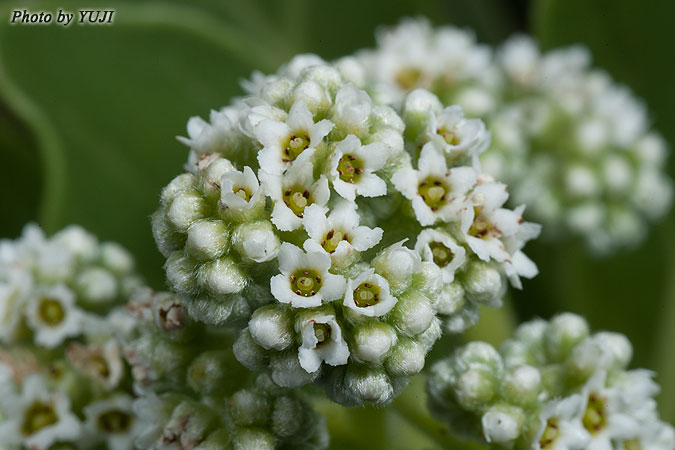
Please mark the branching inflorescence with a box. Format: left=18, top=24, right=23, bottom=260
left=1, top=17, right=673, bottom=450
left=427, top=313, right=675, bottom=449
left=0, top=225, right=141, bottom=450
left=350, top=18, right=673, bottom=253
left=152, top=56, right=540, bottom=407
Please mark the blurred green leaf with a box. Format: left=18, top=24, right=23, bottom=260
left=532, top=0, right=675, bottom=421
left=0, top=0, right=291, bottom=287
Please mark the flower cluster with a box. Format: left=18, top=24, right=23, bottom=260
left=121, top=288, right=329, bottom=449
left=352, top=19, right=673, bottom=252
left=0, top=224, right=141, bottom=450
left=427, top=313, right=675, bottom=449
left=155, top=57, right=540, bottom=406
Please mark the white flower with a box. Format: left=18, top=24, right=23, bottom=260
left=26, top=284, right=83, bottom=348
left=220, top=166, right=265, bottom=213
left=580, top=371, right=641, bottom=450
left=462, top=182, right=541, bottom=287
left=617, top=421, right=675, bottom=450
left=84, top=395, right=140, bottom=450
left=342, top=269, right=397, bottom=317
left=270, top=243, right=346, bottom=308
left=298, top=314, right=349, bottom=373
left=302, top=202, right=382, bottom=265
left=261, top=160, right=330, bottom=231
left=414, top=228, right=466, bottom=283
left=255, top=100, right=334, bottom=174
left=177, top=106, right=244, bottom=157
left=392, top=142, right=477, bottom=226
left=425, top=105, right=490, bottom=166
left=0, top=374, right=81, bottom=450
left=533, top=394, right=590, bottom=450
left=66, top=339, right=124, bottom=390
left=328, top=135, right=389, bottom=201
left=330, top=84, right=376, bottom=138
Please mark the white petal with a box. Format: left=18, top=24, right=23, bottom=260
left=309, top=120, right=335, bottom=147
left=302, top=204, right=330, bottom=240
left=271, top=202, right=302, bottom=231
left=356, top=173, right=387, bottom=198
left=298, top=347, right=323, bottom=373
left=391, top=167, right=418, bottom=199
left=351, top=226, right=383, bottom=251
left=286, top=100, right=315, bottom=132
left=278, top=243, right=305, bottom=274
left=320, top=273, right=347, bottom=301
left=418, top=142, right=448, bottom=175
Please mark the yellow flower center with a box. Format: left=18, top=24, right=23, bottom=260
left=429, top=241, right=454, bottom=267
left=336, top=154, right=364, bottom=184
left=418, top=177, right=449, bottom=211
left=582, top=393, right=608, bottom=435
left=21, top=401, right=58, bottom=436
left=395, top=67, right=423, bottom=90
left=291, top=269, right=322, bottom=297
left=38, top=298, right=65, bottom=326
left=468, top=206, right=502, bottom=240
left=233, top=186, right=252, bottom=202
left=437, top=126, right=461, bottom=145
left=313, top=323, right=332, bottom=348
left=539, top=418, right=560, bottom=449
left=283, top=133, right=311, bottom=162
left=321, top=229, right=349, bottom=254
left=353, top=282, right=381, bottom=308
left=98, top=409, right=132, bottom=433
left=283, top=186, right=312, bottom=217
left=623, top=439, right=643, bottom=450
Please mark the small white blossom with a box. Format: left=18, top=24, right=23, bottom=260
left=343, top=268, right=397, bottom=317
left=580, top=372, right=641, bottom=450
left=26, top=284, right=83, bottom=348
left=84, top=395, right=139, bottom=450
left=220, top=166, right=265, bottom=213
left=328, top=135, right=388, bottom=201
left=414, top=228, right=466, bottom=283
left=270, top=243, right=346, bottom=308
left=255, top=100, right=334, bottom=174
left=66, top=339, right=124, bottom=390
left=298, top=314, right=349, bottom=373
left=177, top=106, right=245, bottom=157
left=425, top=105, right=490, bottom=167
left=533, top=394, right=590, bottom=450
left=0, top=374, right=82, bottom=450
left=330, top=84, right=376, bottom=137
left=392, top=142, right=477, bottom=226
left=261, top=160, right=330, bottom=231
left=302, top=202, right=383, bottom=264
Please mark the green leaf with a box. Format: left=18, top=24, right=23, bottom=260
left=0, top=0, right=292, bottom=287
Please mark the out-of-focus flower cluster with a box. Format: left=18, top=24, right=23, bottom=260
left=427, top=313, right=675, bottom=449
left=350, top=18, right=673, bottom=253
left=153, top=55, right=540, bottom=406
left=121, top=288, right=329, bottom=450
left=0, top=224, right=142, bottom=450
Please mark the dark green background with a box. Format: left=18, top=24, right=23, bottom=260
left=1, top=0, right=673, bottom=443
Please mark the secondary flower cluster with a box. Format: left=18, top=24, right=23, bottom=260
left=121, top=288, right=328, bottom=449
left=0, top=224, right=141, bottom=450
left=427, top=313, right=675, bottom=450
left=154, top=57, right=540, bottom=406
left=351, top=18, right=673, bottom=252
